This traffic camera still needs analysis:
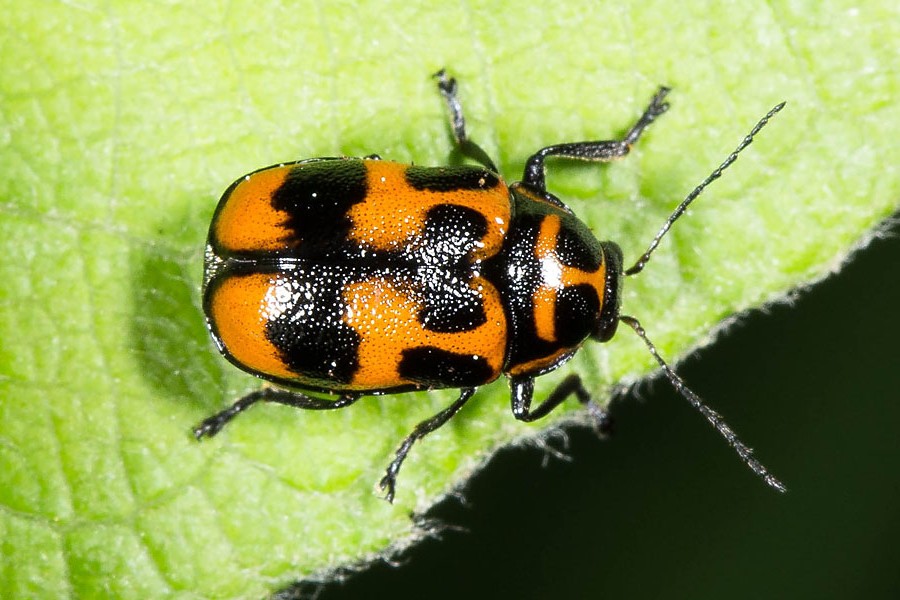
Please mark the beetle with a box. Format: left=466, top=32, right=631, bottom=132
left=195, top=69, right=786, bottom=502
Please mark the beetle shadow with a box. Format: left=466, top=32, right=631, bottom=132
left=126, top=197, right=228, bottom=413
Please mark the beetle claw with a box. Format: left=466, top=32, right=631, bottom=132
left=586, top=401, right=613, bottom=437
left=192, top=416, right=224, bottom=440
left=379, top=474, right=396, bottom=504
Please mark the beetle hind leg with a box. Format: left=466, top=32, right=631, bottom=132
left=193, top=388, right=360, bottom=439
left=379, top=387, right=476, bottom=503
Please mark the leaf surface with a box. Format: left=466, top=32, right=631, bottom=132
left=0, top=1, right=897, bottom=597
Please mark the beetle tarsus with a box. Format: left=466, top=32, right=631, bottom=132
left=586, top=401, right=613, bottom=437
left=623, top=86, right=670, bottom=146
left=193, top=416, right=225, bottom=440
left=193, top=394, right=262, bottom=440
left=377, top=388, right=476, bottom=502
left=379, top=468, right=399, bottom=504
left=194, top=390, right=361, bottom=440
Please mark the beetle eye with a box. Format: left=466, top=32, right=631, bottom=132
left=592, top=313, right=619, bottom=342
left=593, top=241, right=623, bottom=342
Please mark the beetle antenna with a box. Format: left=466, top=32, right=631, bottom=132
left=625, top=102, right=786, bottom=276
left=619, top=315, right=786, bottom=492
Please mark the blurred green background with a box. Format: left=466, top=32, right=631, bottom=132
left=289, top=219, right=900, bottom=598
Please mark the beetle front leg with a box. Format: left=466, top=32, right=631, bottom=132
left=379, top=387, right=476, bottom=503
left=522, top=86, right=670, bottom=191
left=193, top=388, right=361, bottom=439
left=511, top=374, right=609, bottom=432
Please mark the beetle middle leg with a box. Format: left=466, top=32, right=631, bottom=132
left=193, top=388, right=361, bottom=439
left=522, top=86, right=671, bottom=191
left=380, top=387, right=476, bottom=503
left=434, top=69, right=499, bottom=173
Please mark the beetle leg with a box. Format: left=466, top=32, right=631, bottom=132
left=193, top=389, right=360, bottom=439
left=379, top=387, right=477, bottom=503
left=511, top=374, right=610, bottom=432
left=522, top=86, right=671, bottom=191
left=433, top=69, right=499, bottom=173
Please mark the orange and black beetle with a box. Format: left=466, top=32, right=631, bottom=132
left=196, top=70, right=785, bottom=501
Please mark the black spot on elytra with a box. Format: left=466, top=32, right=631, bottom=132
left=405, top=165, right=499, bottom=192
left=419, top=203, right=489, bottom=262
left=270, top=159, right=368, bottom=254
left=415, top=204, right=489, bottom=332
left=263, top=267, right=361, bottom=385
left=399, top=346, right=494, bottom=387
left=554, top=284, right=600, bottom=347
left=418, top=281, right=488, bottom=332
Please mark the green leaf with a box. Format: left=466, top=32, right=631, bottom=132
left=1, top=1, right=896, bottom=598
